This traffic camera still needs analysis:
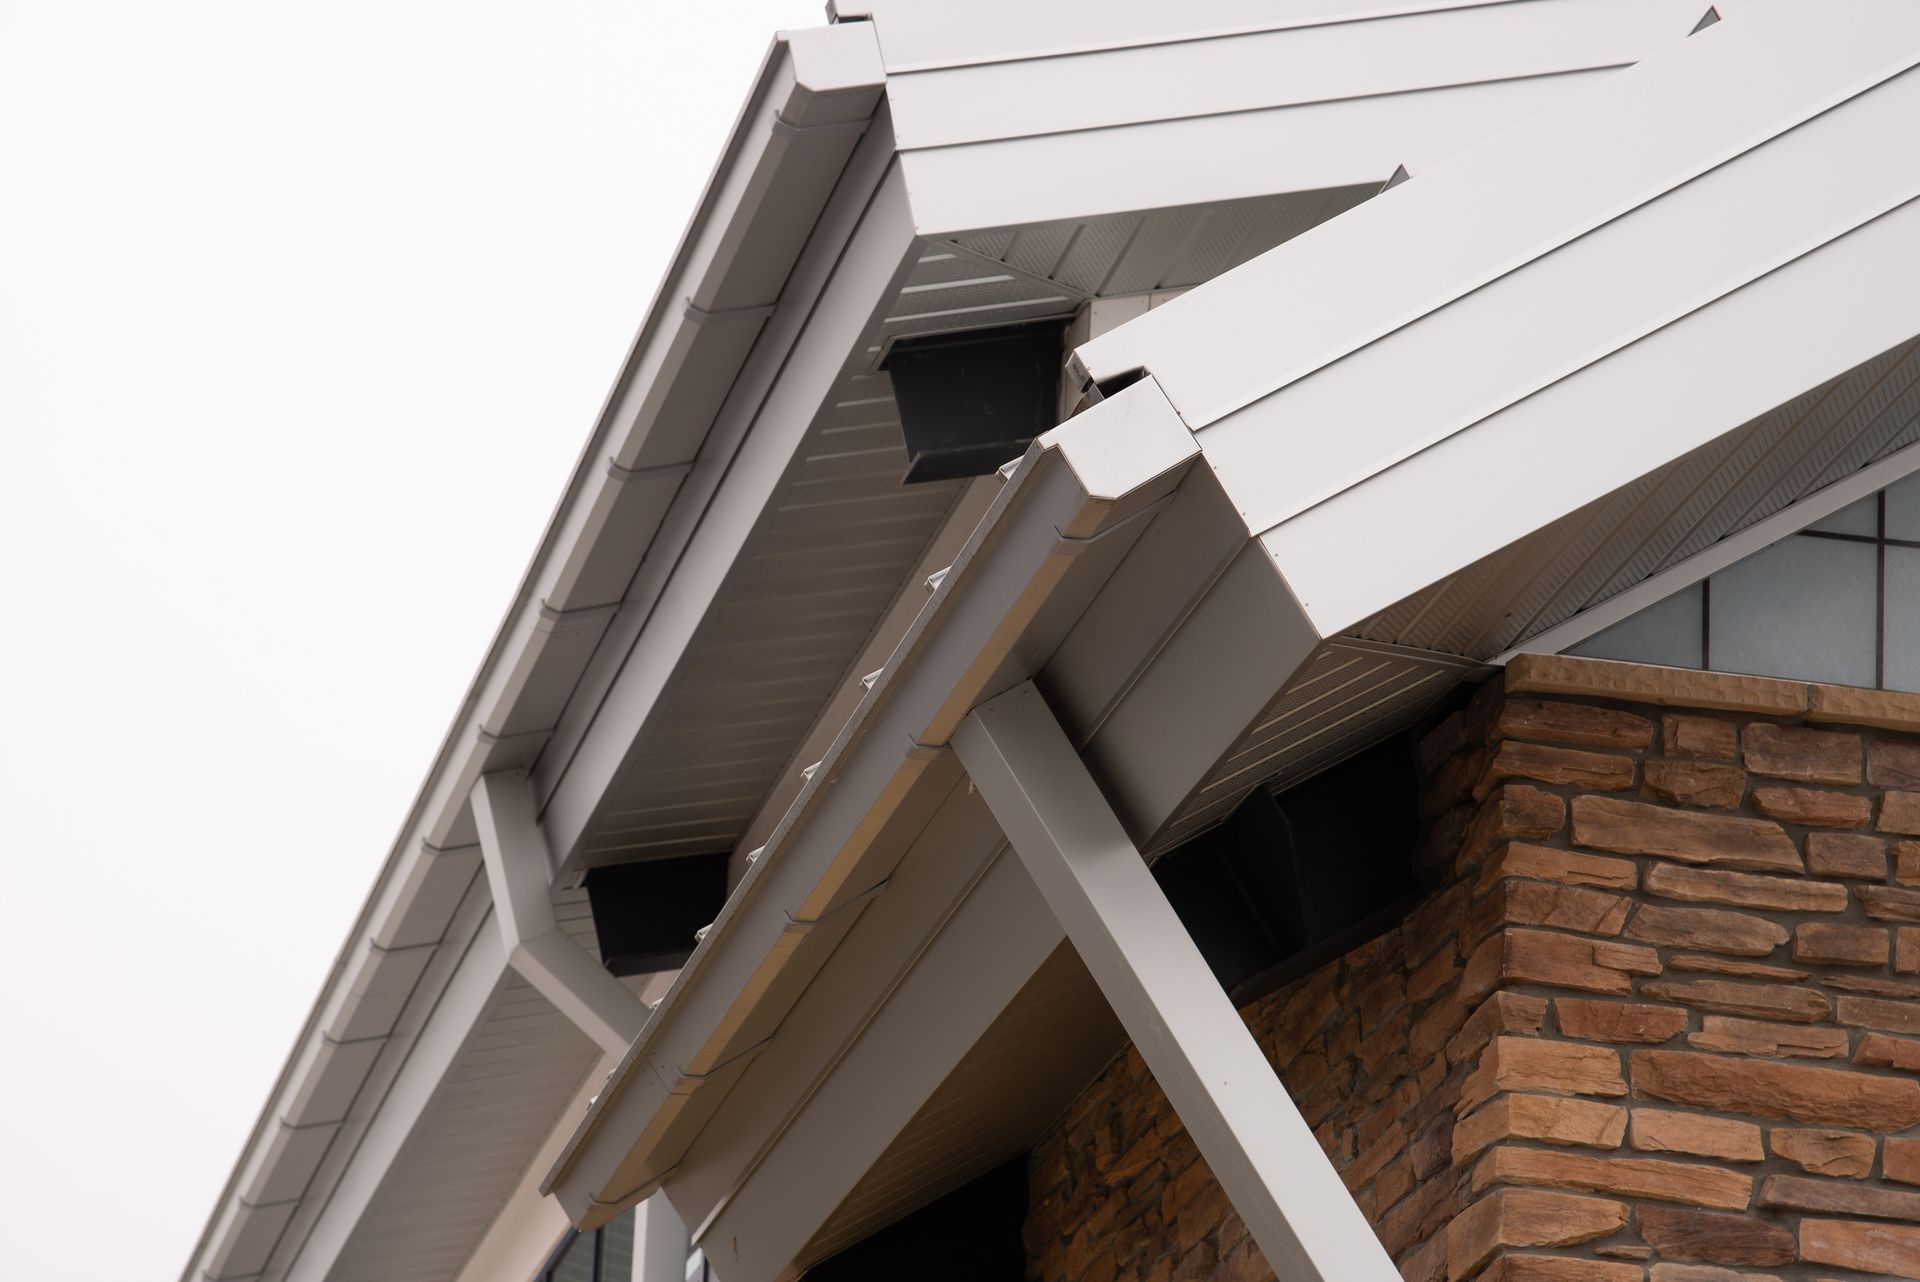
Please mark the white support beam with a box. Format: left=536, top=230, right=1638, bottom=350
left=471, top=770, right=647, bottom=1055
left=953, top=682, right=1399, bottom=1282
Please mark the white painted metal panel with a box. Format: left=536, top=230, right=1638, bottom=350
left=901, top=70, right=1613, bottom=235
left=847, top=0, right=1562, bottom=73
left=696, top=851, right=1064, bottom=1282
left=1269, top=192, right=1920, bottom=635
left=955, top=683, right=1399, bottom=1282
left=1076, top=1, right=1920, bottom=427
left=326, top=976, right=600, bottom=1282
left=885, top=0, right=1691, bottom=151
left=1210, top=60, right=1920, bottom=542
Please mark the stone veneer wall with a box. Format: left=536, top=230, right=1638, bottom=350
left=1023, top=654, right=1920, bottom=1282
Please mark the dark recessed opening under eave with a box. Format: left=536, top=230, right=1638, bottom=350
left=883, top=321, right=1066, bottom=484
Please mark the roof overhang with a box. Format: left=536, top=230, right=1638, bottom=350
left=545, top=4, right=1920, bottom=1278
left=193, top=3, right=1802, bottom=1278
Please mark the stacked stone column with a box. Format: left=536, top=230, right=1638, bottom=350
left=1023, top=655, right=1920, bottom=1282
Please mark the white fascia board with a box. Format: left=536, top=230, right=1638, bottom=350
left=1074, top=0, right=1920, bottom=427
left=844, top=0, right=1568, bottom=74
left=885, top=0, right=1696, bottom=152
left=181, top=24, right=886, bottom=1282
left=901, top=69, right=1610, bottom=238
left=541, top=378, right=1198, bottom=1226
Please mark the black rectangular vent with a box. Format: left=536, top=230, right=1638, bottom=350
left=1153, top=736, right=1421, bottom=1004
left=583, top=853, right=729, bottom=977
left=882, top=321, right=1064, bottom=483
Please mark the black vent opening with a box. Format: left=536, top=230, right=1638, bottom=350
left=882, top=321, right=1065, bottom=483
left=583, top=853, right=730, bottom=977
left=1153, top=735, right=1422, bottom=1006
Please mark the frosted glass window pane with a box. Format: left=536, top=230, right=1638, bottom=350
left=1888, top=473, right=1920, bottom=541
left=1709, top=535, right=1876, bottom=687
left=1809, top=495, right=1878, bottom=537
left=1885, top=546, right=1920, bottom=693
left=1570, top=582, right=1704, bottom=669
left=551, top=1235, right=594, bottom=1282
left=601, top=1212, right=636, bottom=1282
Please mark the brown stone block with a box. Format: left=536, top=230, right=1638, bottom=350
left=1768, top=1127, right=1874, bottom=1178
left=1643, top=862, right=1846, bottom=912
left=1398, top=1232, right=1447, bottom=1282
left=1759, top=1172, right=1920, bottom=1219
left=1799, top=1217, right=1920, bottom=1276
left=1418, top=805, right=1474, bottom=883
left=1629, top=1109, right=1763, bottom=1162
left=1666, top=955, right=1809, bottom=982
left=1382, top=1166, right=1471, bottom=1259
left=1642, top=759, right=1746, bottom=810
left=1859, top=883, right=1920, bottom=921
left=1900, top=927, right=1920, bottom=974
left=1898, top=841, right=1920, bottom=886
left=1836, top=994, right=1920, bottom=1035
left=1459, top=786, right=1569, bottom=877
left=1478, top=740, right=1636, bottom=801
left=1825, top=973, right=1920, bottom=997
left=1472, top=1145, right=1753, bottom=1210
left=1447, top=992, right=1550, bottom=1068
left=1557, top=998, right=1688, bottom=1044
left=1494, top=699, right=1657, bottom=750
left=1664, top=713, right=1740, bottom=762
left=1871, top=738, right=1920, bottom=788
left=1479, top=843, right=1641, bottom=894
left=1459, top=1036, right=1625, bottom=1115
left=1645, top=1266, right=1780, bottom=1282
left=1885, top=1136, right=1920, bottom=1187
left=1742, top=723, right=1861, bottom=785
left=1638, top=978, right=1829, bottom=1024
left=1809, top=683, right=1920, bottom=733
left=1687, top=1015, right=1849, bottom=1060
left=1793, top=923, right=1888, bottom=967
left=1805, top=832, right=1888, bottom=880
left=1422, top=709, right=1470, bottom=775
left=1624, top=905, right=1787, bottom=958
left=1856, top=1030, right=1920, bottom=1071
left=1428, top=747, right=1489, bottom=818
left=1501, top=928, right=1662, bottom=996
left=1504, top=655, right=1807, bottom=717
left=1454, top=1093, right=1628, bottom=1162
left=1404, top=882, right=1470, bottom=967
left=1571, top=797, right=1802, bottom=873
left=1412, top=992, right=1473, bottom=1067
left=1631, top=1049, right=1920, bottom=1130
left=1408, top=945, right=1462, bottom=1005
left=1873, top=736, right=1920, bottom=786
left=1473, top=882, right=1632, bottom=940
left=1635, top=1205, right=1795, bottom=1267
left=1482, top=1258, right=1646, bottom=1282
left=1881, top=790, right=1920, bottom=836
left=1446, top=1188, right=1631, bottom=1280
left=1749, top=786, right=1872, bottom=829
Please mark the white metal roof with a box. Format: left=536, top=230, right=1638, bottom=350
left=189, top=3, right=1764, bottom=1279
left=548, top=6, right=1920, bottom=1282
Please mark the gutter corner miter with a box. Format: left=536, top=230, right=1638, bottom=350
left=470, top=770, right=647, bottom=1056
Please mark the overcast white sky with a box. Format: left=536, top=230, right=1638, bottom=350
left=0, top=2, right=817, bottom=1273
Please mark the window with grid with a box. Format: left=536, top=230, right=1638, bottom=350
left=1569, top=476, right=1920, bottom=691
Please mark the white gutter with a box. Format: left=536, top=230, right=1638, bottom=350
left=544, top=375, right=1201, bottom=1226
left=183, top=23, right=887, bottom=1281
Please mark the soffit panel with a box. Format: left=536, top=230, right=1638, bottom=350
left=326, top=975, right=600, bottom=1282
left=574, top=187, right=1372, bottom=870
left=796, top=939, right=1124, bottom=1271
